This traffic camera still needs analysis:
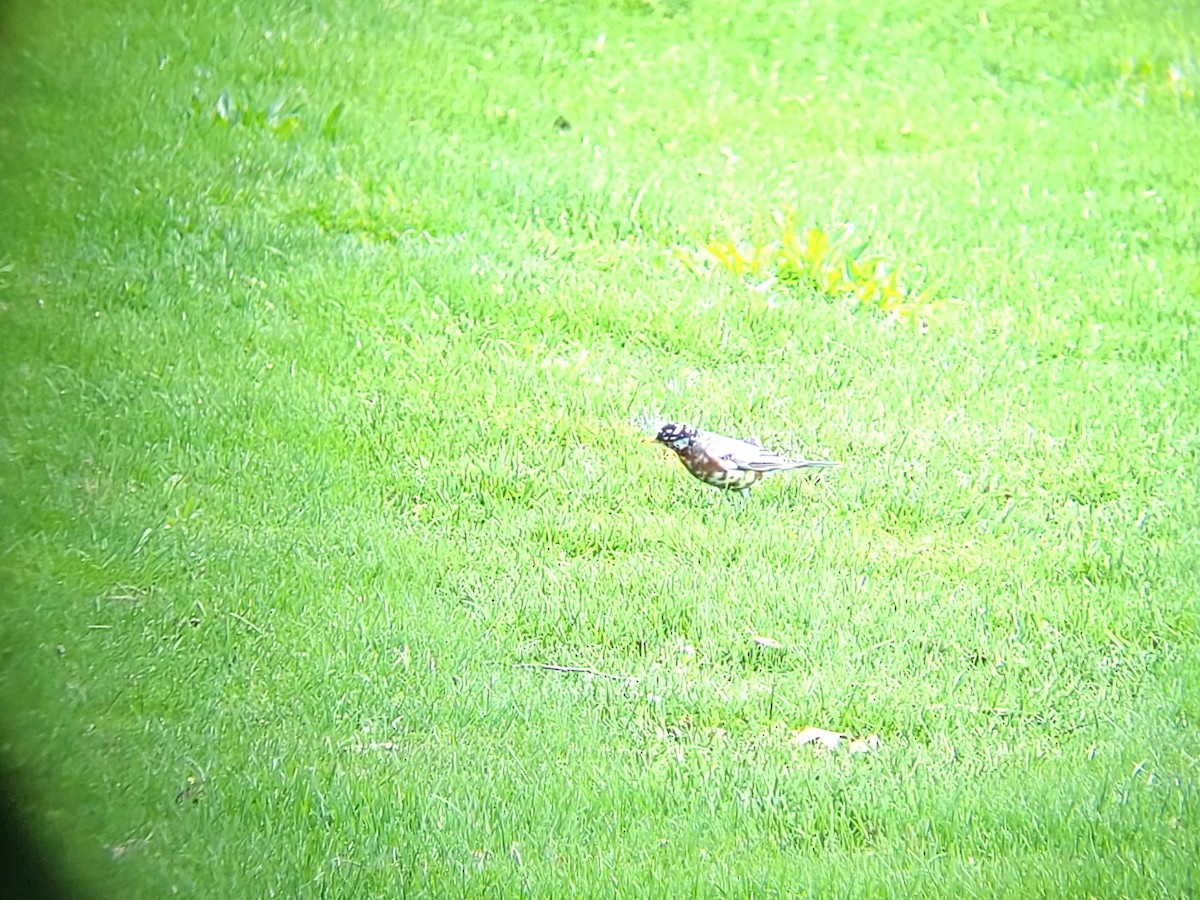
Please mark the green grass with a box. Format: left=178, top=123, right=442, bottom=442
left=2, top=0, right=1198, bottom=896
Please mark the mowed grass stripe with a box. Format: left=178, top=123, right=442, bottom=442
left=1, top=0, right=1198, bottom=896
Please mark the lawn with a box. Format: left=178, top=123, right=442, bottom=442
left=1, top=0, right=1198, bottom=896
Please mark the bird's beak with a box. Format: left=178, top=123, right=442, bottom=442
left=642, top=436, right=661, bottom=444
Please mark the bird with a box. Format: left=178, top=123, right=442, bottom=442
left=644, top=422, right=837, bottom=498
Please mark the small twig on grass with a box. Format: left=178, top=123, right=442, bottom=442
left=226, top=611, right=266, bottom=636
left=516, top=662, right=638, bottom=685
left=887, top=427, right=913, bottom=483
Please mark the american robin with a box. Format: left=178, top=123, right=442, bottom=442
left=644, top=422, right=837, bottom=498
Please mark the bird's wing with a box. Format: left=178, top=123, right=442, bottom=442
left=739, top=450, right=807, bottom=471
left=703, top=431, right=838, bottom=471
left=702, top=433, right=779, bottom=470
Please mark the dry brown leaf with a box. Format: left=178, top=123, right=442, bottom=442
left=848, top=734, right=880, bottom=754
left=791, top=726, right=847, bottom=751
left=792, top=727, right=881, bottom=754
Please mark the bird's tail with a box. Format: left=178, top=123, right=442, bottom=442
left=745, top=456, right=839, bottom=472
left=786, top=459, right=839, bottom=470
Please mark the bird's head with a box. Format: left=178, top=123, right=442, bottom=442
left=645, top=421, right=697, bottom=451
